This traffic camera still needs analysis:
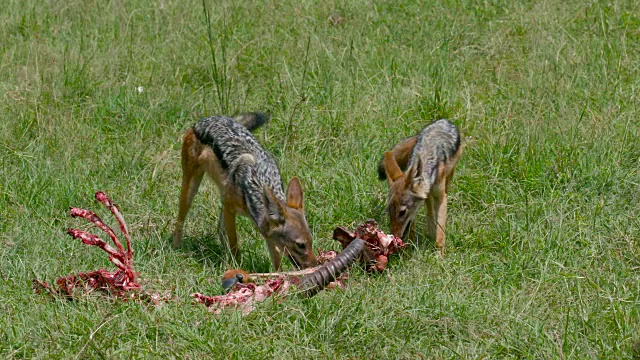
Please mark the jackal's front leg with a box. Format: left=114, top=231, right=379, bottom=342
left=434, top=193, right=448, bottom=253
left=431, top=168, right=450, bottom=254
left=218, top=203, right=239, bottom=263
left=265, top=241, right=283, bottom=272
left=425, top=196, right=439, bottom=250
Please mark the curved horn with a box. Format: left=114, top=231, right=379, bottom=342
left=299, top=238, right=365, bottom=297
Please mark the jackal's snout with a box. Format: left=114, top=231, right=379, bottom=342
left=281, top=210, right=317, bottom=269
left=262, top=177, right=317, bottom=270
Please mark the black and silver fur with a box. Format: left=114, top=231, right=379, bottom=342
left=192, top=113, right=284, bottom=228
left=408, top=119, right=460, bottom=186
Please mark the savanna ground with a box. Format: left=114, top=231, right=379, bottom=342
left=2, top=0, right=640, bottom=358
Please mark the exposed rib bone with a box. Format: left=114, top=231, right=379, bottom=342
left=95, top=191, right=133, bottom=261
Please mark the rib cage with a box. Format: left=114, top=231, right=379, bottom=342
left=299, top=238, right=365, bottom=297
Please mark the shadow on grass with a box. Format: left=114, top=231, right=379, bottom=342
left=176, top=234, right=226, bottom=267
left=175, top=233, right=273, bottom=273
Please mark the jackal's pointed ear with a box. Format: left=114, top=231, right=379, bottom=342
left=383, top=151, right=403, bottom=183
left=286, top=177, right=304, bottom=210
left=263, top=185, right=286, bottom=225
left=408, top=158, right=428, bottom=199
left=411, top=177, right=429, bottom=199
left=406, top=158, right=423, bottom=184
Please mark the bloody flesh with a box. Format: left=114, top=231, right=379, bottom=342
left=332, top=219, right=405, bottom=272
left=193, top=277, right=291, bottom=315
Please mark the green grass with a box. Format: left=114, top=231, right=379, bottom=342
left=2, top=0, right=640, bottom=358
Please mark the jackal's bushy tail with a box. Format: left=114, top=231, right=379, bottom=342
left=377, top=135, right=417, bottom=180
left=234, top=112, right=270, bottom=132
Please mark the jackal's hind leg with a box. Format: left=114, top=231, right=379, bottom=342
left=172, top=167, right=205, bottom=249
left=445, top=143, right=462, bottom=192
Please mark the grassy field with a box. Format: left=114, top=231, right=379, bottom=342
left=2, top=0, right=640, bottom=358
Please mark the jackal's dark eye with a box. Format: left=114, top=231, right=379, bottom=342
left=296, top=242, right=306, bottom=250
left=399, top=209, right=407, bottom=217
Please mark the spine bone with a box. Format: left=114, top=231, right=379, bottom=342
left=299, top=238, right=364, bottom=297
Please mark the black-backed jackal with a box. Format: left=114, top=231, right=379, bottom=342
left=172, top=113, right=317, bottom=270
left=378, top=119, right=462, bottom=253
